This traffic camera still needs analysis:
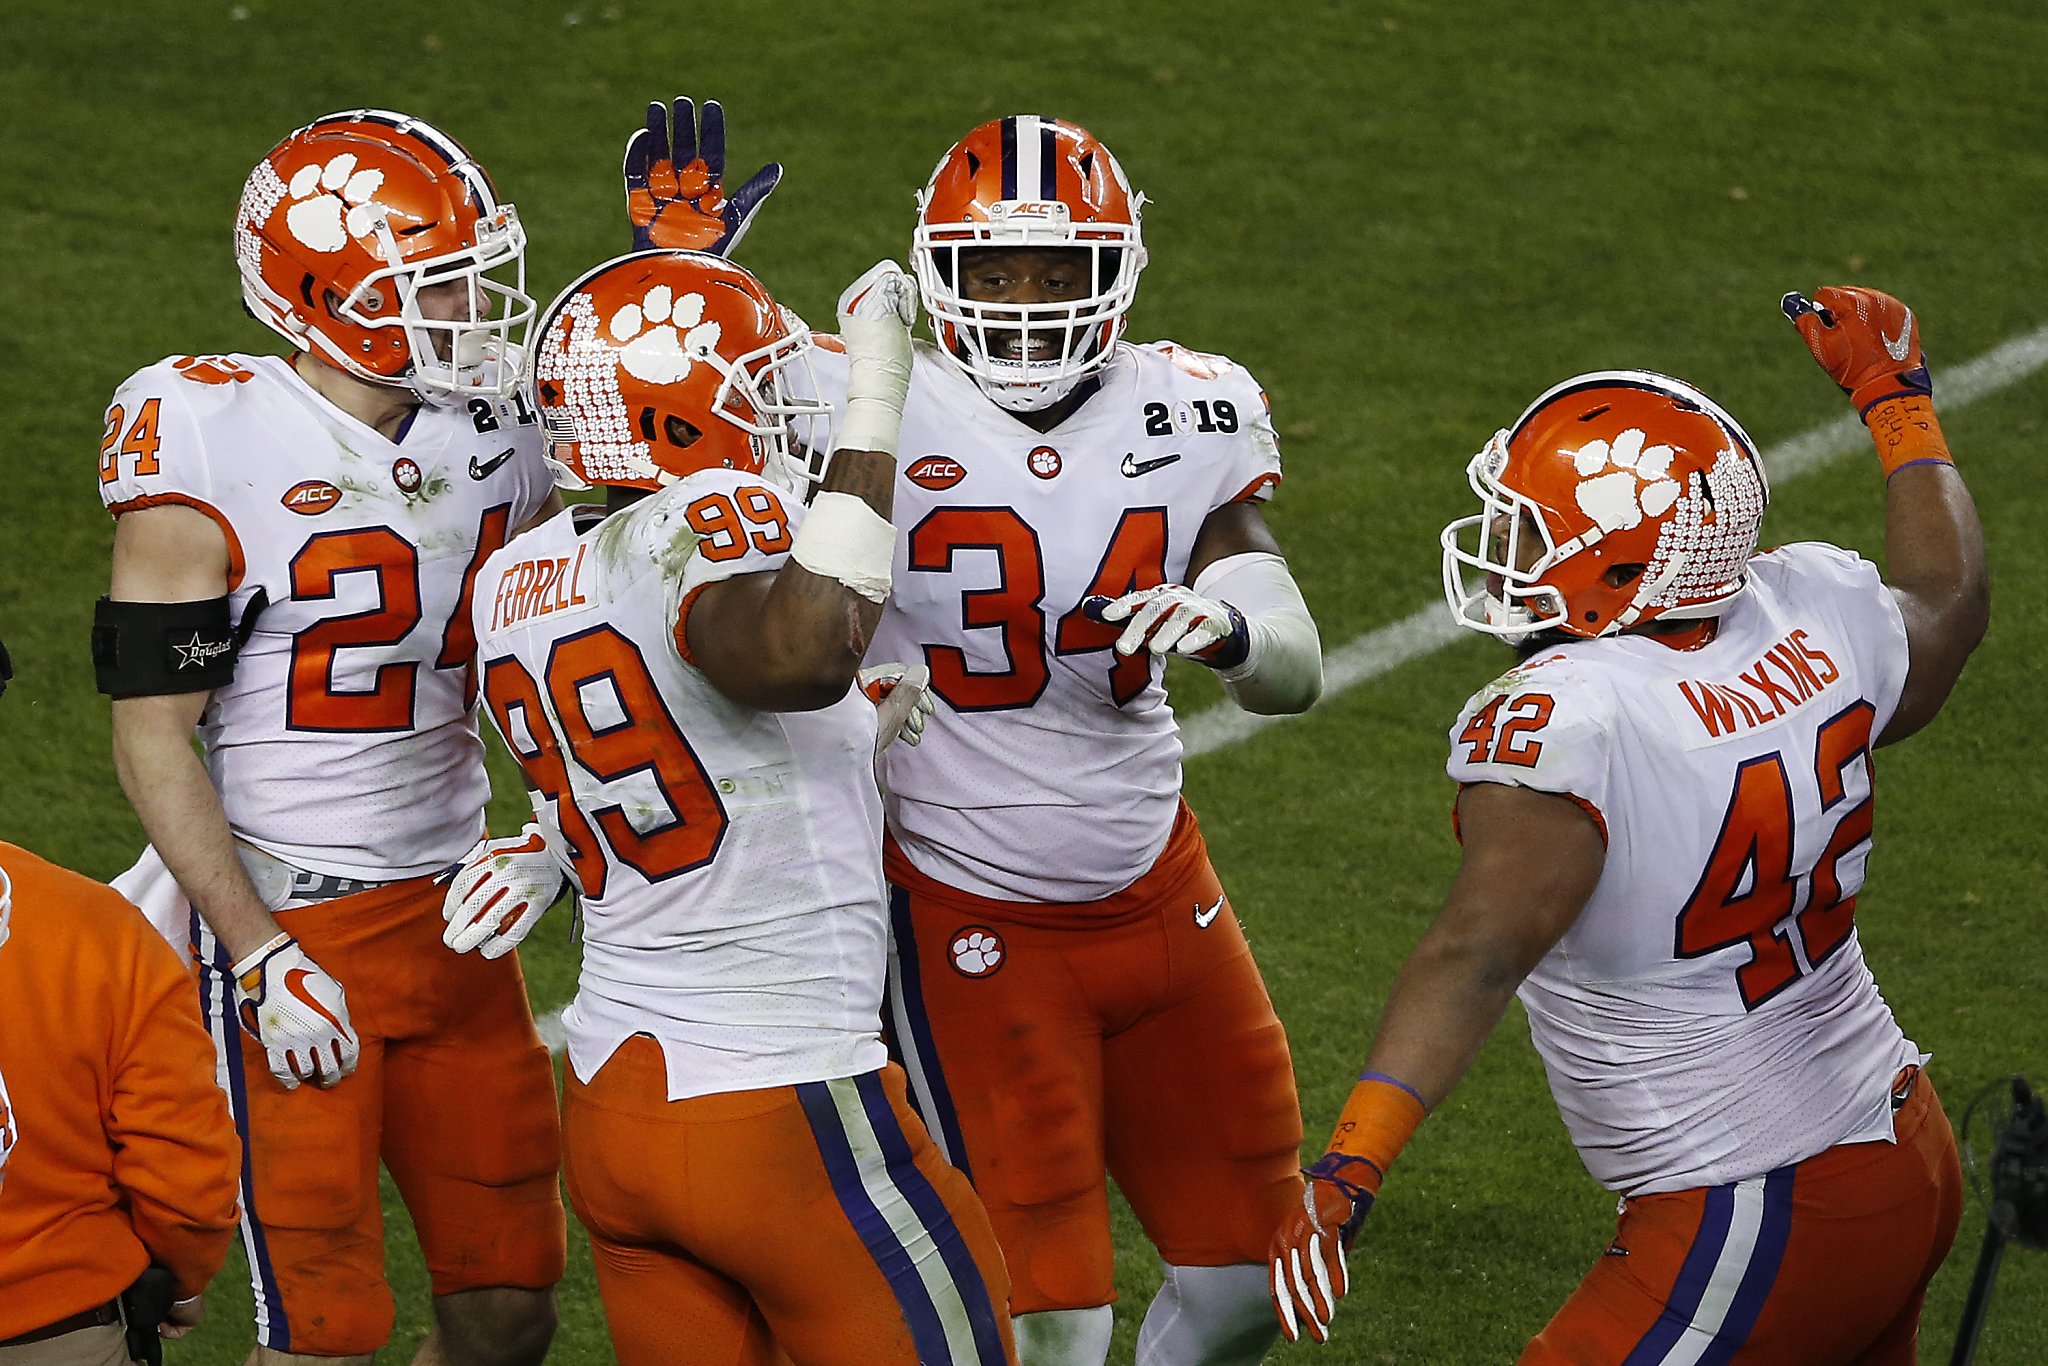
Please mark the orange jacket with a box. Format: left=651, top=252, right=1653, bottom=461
left=0, top=841, right=240, bottom=1335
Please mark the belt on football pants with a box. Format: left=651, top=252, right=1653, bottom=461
left=237, top=841, right=392, bottom=909
left=0, top=1299, right=121, bottom=1347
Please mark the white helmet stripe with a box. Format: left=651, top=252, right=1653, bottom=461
left=1012, top=114, right=1042, bottom=201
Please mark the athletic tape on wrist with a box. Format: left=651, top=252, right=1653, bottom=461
left=791, top=491, right=895, bottom=603
left=836, top=316, right=913, bottom=457
left=1866, top=394, right=1954, bottom=479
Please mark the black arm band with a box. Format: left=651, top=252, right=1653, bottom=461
left=92, top=590, right=267, bottom=698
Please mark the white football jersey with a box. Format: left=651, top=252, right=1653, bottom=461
left=99, top=354, right=554, bottom=879
left=472, top=470, right=889, bottom=1101
left=1446, top=542, right=1922, bottom=1194
left=805, top=338, right=1284, bottom=901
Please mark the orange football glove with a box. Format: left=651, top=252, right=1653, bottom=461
left=1270, top=1072, right=1429, bottom=1344
left=1270, top=1153, right=1376, bottom=1344
left=1780, top=286, right=1931, bottom=416
left=1783, top=287, right=1951, bottom=477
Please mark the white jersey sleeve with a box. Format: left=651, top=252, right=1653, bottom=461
left=99, top=358, right=245, bottom=580
left=1444, top=656, right=1618, bottom=837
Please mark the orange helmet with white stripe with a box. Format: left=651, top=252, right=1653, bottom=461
left=1441, top=371, right=1772, bottom=642
left=912, top=114, right=1147, bottom=412
left=236, top=109, right=533, bottom=399
left=529, top=250, right=830, bottom=493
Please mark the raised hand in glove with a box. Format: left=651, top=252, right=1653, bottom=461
left=441, top=822, right=570, bottom=961
left=1269, top=1152, right=1378, bottom=1345
left=1783, top=286, right=1950, bottom=477
left=1781, top=285, right=1929, bottom=415
left=232, top=934, right=360, bottom=1090
left=624, top=96, right=783, bottom=255
left=835, top=259, right=918, bottom=457
left=1083, top=585, right=1250, bottom=668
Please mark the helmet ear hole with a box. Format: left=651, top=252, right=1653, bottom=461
left=662, top=414, right=703, bottom=449
left=1605, top=563, right=1647, bottom=589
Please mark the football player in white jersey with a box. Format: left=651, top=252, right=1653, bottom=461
left=97, top=112, right=570, bottom=1364
left=620, top=102, right=1325, bottom=1365
left=1270, top=289, right=1986, bottom=1363
left=440, top=246, right=1015, bottom=1365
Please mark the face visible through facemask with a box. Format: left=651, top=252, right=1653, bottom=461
left=956, top=246, right=1095, bottom=364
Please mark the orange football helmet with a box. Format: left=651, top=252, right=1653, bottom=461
left=236, top=109, right=533, bottom=399
left=529, top=250, right=829, bottom=493
left=1441, top=371, right=1771, bottom=641
left=912, top=114, right=1147, bottom=412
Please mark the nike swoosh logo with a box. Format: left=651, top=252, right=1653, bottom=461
left=284, top=967, right=348, bottom=1035
left=1882, top=309, right=1913, bottom=362
left=470, top=447, right=516, bottom=480
left=1194, top=894, right=1226, bottom=928
left=1122, top=450, right=1182, bottom=478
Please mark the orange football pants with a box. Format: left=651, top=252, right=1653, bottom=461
left=883, top=802, right=1304, bottom=1313
left=194, top=878, right=566, bottom=1356
left=1522, top=1071, right=1962, bottom=1365
left=563, top=1037, right=1016, bottom=1366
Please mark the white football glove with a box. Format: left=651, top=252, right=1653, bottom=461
left=834, top=260, right=916, bottom=457
left=1089, top=585, right=1250, bottom=666
left=441, top=823, right=570, bottom=961
left=232, top=934, right=360, bottom=1090
left=860, top=662, right=937, bottom=759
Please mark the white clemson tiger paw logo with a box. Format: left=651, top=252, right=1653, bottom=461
left=606, top=286, right=723, bottom=385
left=1569, top=428, right=1681, bottom=533
left=283, top=154, right=389, bottom=254
left=949, top=927, right=1005, bottom=978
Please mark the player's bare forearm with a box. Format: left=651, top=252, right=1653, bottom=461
left=686, top=448, right=896, bottom=711
left=1880, top=460, right=1988, bottom=744
left=112, top=694, right=282, bottom=961
left=1360, top=783, right=1602, bottom=1109
left=1187, top=500, right=1283, bottom=583
left=820, top=444, right=896, bottom=515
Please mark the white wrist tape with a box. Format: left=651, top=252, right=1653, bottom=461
left=1191, top=552, right=1323, bottom=715
left=791, top=492, right=896, bottom=604
left=836, top=316, right=914, bottom=457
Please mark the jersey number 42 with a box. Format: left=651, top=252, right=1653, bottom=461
left=1676, top=699, right=1877, bottom=1010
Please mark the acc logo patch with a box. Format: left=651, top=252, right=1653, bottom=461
left=281, top=480, right=342, bottom=516
left=393, top=457, right=423, bottom=494
left=949, top=926, right=1006, bottom=978
left=907, top=455, right=967, bottom=490
left=1027, top=446, right=1062, bottom=480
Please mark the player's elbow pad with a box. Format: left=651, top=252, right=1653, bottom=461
left=1192, top=552, right=1322, bottom=715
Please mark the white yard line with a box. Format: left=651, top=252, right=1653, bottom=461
left=537, top=321, right=2048, bottom=1048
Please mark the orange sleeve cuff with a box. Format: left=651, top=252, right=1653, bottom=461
left=1866, top=395, right=1954, bottom=479
left=1324, top=1074, right=1428, bottom=1195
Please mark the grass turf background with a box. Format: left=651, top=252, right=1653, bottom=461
left=3, top=0, right=2045, bottom=1359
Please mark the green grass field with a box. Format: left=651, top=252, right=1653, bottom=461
left=5, top=1, right=2047, bottom=1360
